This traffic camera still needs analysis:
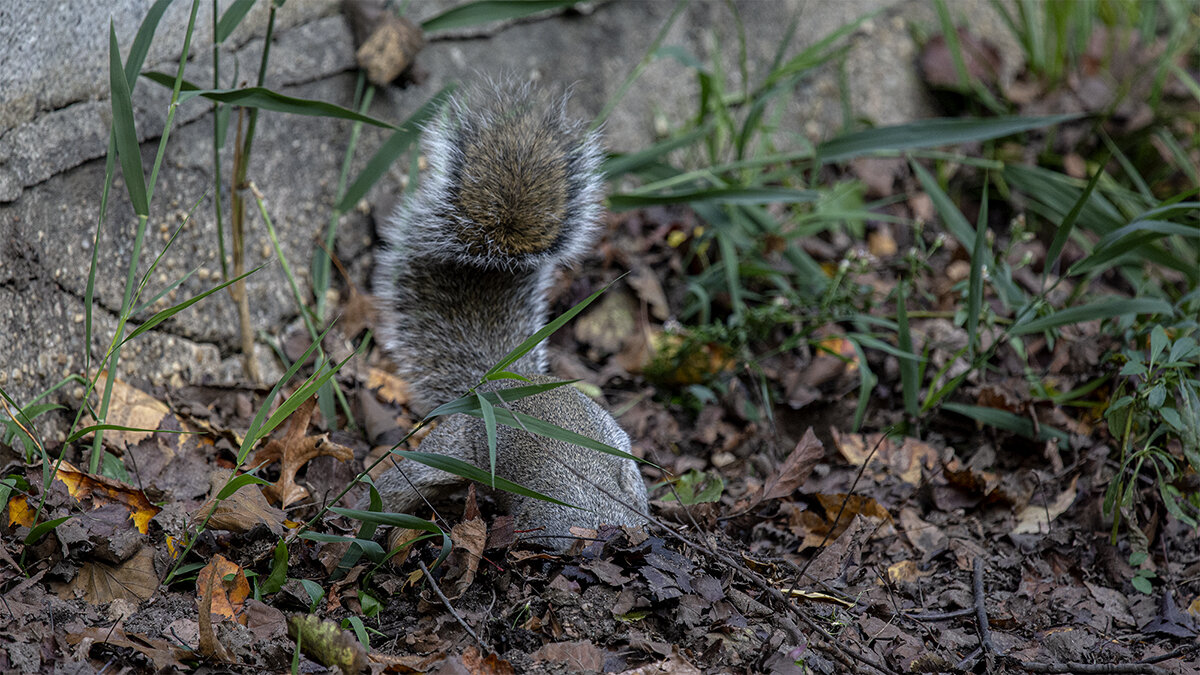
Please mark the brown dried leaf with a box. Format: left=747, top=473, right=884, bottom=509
left=832, top=429, right=939, bottom=486
left=627, top=264, right=670, bottom=320
left=55, top=460, right=160, bottom=534
left=532, top=640, right=604, bottom=671
left=760, top=427, right=823, bottom=502
left=1011, top=475, right=1078, bottom=535
left=63, top=545, right=157, bottom=604
left=251, top=398, right=354, bottom=508
left=460, top=645, right=517, bottom=675
left=193, top=470, right=286, bottom=535
left=575, top=288, right=638, bottom=355
left=446, top=514, right=486, bottom=599
left=367, top=367, right=412, bottom=407
left=196, top=554, right=250, bottom=623
left=65, top=625, right=190, bottom=671
left=899, top=507, right=948, bottom=555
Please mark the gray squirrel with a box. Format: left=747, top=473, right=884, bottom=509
left=371, top=83, right=650, bottom=551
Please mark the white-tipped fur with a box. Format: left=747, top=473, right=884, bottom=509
left=368, top=82, right=649, bottom=552
left=373, top=82, right=607, bottom=413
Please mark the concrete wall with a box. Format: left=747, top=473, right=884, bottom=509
left=0, top=0, right=1015, bottom=441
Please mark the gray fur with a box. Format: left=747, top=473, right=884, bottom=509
left=371, top=84, right=648, bottom=551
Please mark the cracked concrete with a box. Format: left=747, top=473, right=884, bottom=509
left=0, top=0, right=1020, bottom=439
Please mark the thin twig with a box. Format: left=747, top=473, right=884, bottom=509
left=1005, top=660, right=1168, bottom=674
left=418, top=560, right=490, bottom=653
left=973, top=556, right=998, bottom=657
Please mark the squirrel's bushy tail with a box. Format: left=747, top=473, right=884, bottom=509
left=373, top=84, right=605, bottom=414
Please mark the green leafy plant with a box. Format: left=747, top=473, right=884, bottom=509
left=660, top=469, right=725, bottom=505
left=1104, top=324, right=1200, bottom=538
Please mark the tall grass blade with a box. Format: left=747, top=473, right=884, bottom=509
left=420, top=0, right=581, bottom=32
left=943, top=402, right=1069, bottom=442
left=335, top=85, right=455, bottom=212
left=609, top=186, right=819, bottom=211
left=896, top=282, right=919, bottom=420
left=1070, top=220, right=1200, bottom=277
left=426, top=380, right=576, bottom=418
left=1010, top=297, right=1174, bottom=336
left=1045, top=158, right=1107, bottom=277
left=818, top=114, right=1081, bottom=162
left=120, top=265, right=265, bottom=345
left=392, top=451, right=573, bottom=507
left=126, top=0, right=175, bottom=84
left=215, top=0, right=255, bottom=42
left=109, top=24, right=149, bottom=217
left=967, top=180, right=988, bottom=356
left=141, top=74, right=397, bottom=128
left=477, top=393, right=498, bottom=486
left=483, top=279, right=617, bottom=380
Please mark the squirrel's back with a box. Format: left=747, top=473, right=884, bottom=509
left=374, top=84, right=605, bottom=413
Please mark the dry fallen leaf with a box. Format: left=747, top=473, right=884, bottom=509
left=83, top=374, right=172, bottom=449
left=367, top=367, right=411, bottom=407
left=574, top=288, right=638, bottom=355
left=1011, top=475, right=1078, bottom=535
left=55, top=460, right=161, bottom=534
left=196, top=554, right=250, bottom=623
left=197, top=559, right=236, bottom=662
left=899, top=507, right=948, bottom=555
left=6, top=494, right=35, bottom=528
left=64, top=545, right=157, bottom=605
left=460, top=645, right=517, bottom=675
left=832, top=429, right=940, bottom=486
left=531, top=640, right=605, bottom=671
left=193, top=470, right=286, bottom=536
left=251, top=398, right=355, bottom=508
left=65, top=625, right=191, bottom=672
left=759, top=427, right=824, bottom=503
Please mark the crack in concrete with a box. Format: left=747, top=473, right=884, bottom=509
left=48, top=274, right=240, bottom=359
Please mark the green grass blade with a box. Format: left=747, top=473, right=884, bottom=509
left=425, top=380, right=576, bottom=419
left=330, top=507, right=444, bottom=533
left=64, top=424, right=196, bottom=445
left=478, top=393, right=498, bottom=486
left=896, top=282, right=919, bottom=420
left=141, top=74, right=398, bottom=128
left=1070, top=220, right=1200, bottom=277
left=120, top=264, right=265, bottom=346
left=602, top=123, right=714, bottom=178
left=110, top=24, right=149, bottom=216
left=850, top=341, right=877, bottom=432
left=483, top=279, right=618, bottom=380
left=943, top=402, right=1069, bottom=442
left=214, top=473, right=272, bottom=500
left=967, top=180, right=989, bottom=356
left=238, top=325, right=337, bottom=460
left=252, top=359, right=351, bottom=457
left=1045, top=158, right=1107, bottom=277
left=420, top=0, right=581, bottom=32
left=474, top=406, right=645, bottom=465
left=335, top=85, right=454, bottom=212
left=765, top=11, right=874, bottom=87
left=215, top=0, right=255, bottom=42
left=126, top=0, right=175, bottom=85
left=392, top=450, right=573, bottom=507
left=1010, top=297, right=1174, bottom=336
left=298, top=532, right=386, bottom=560
left=25, top=516, right=72, bottom=546
left=818, top=114, right=1081, bottom=162
left=911, top=159, right=1025, bottom=307
left=609, top=186, right=819, bottom=211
